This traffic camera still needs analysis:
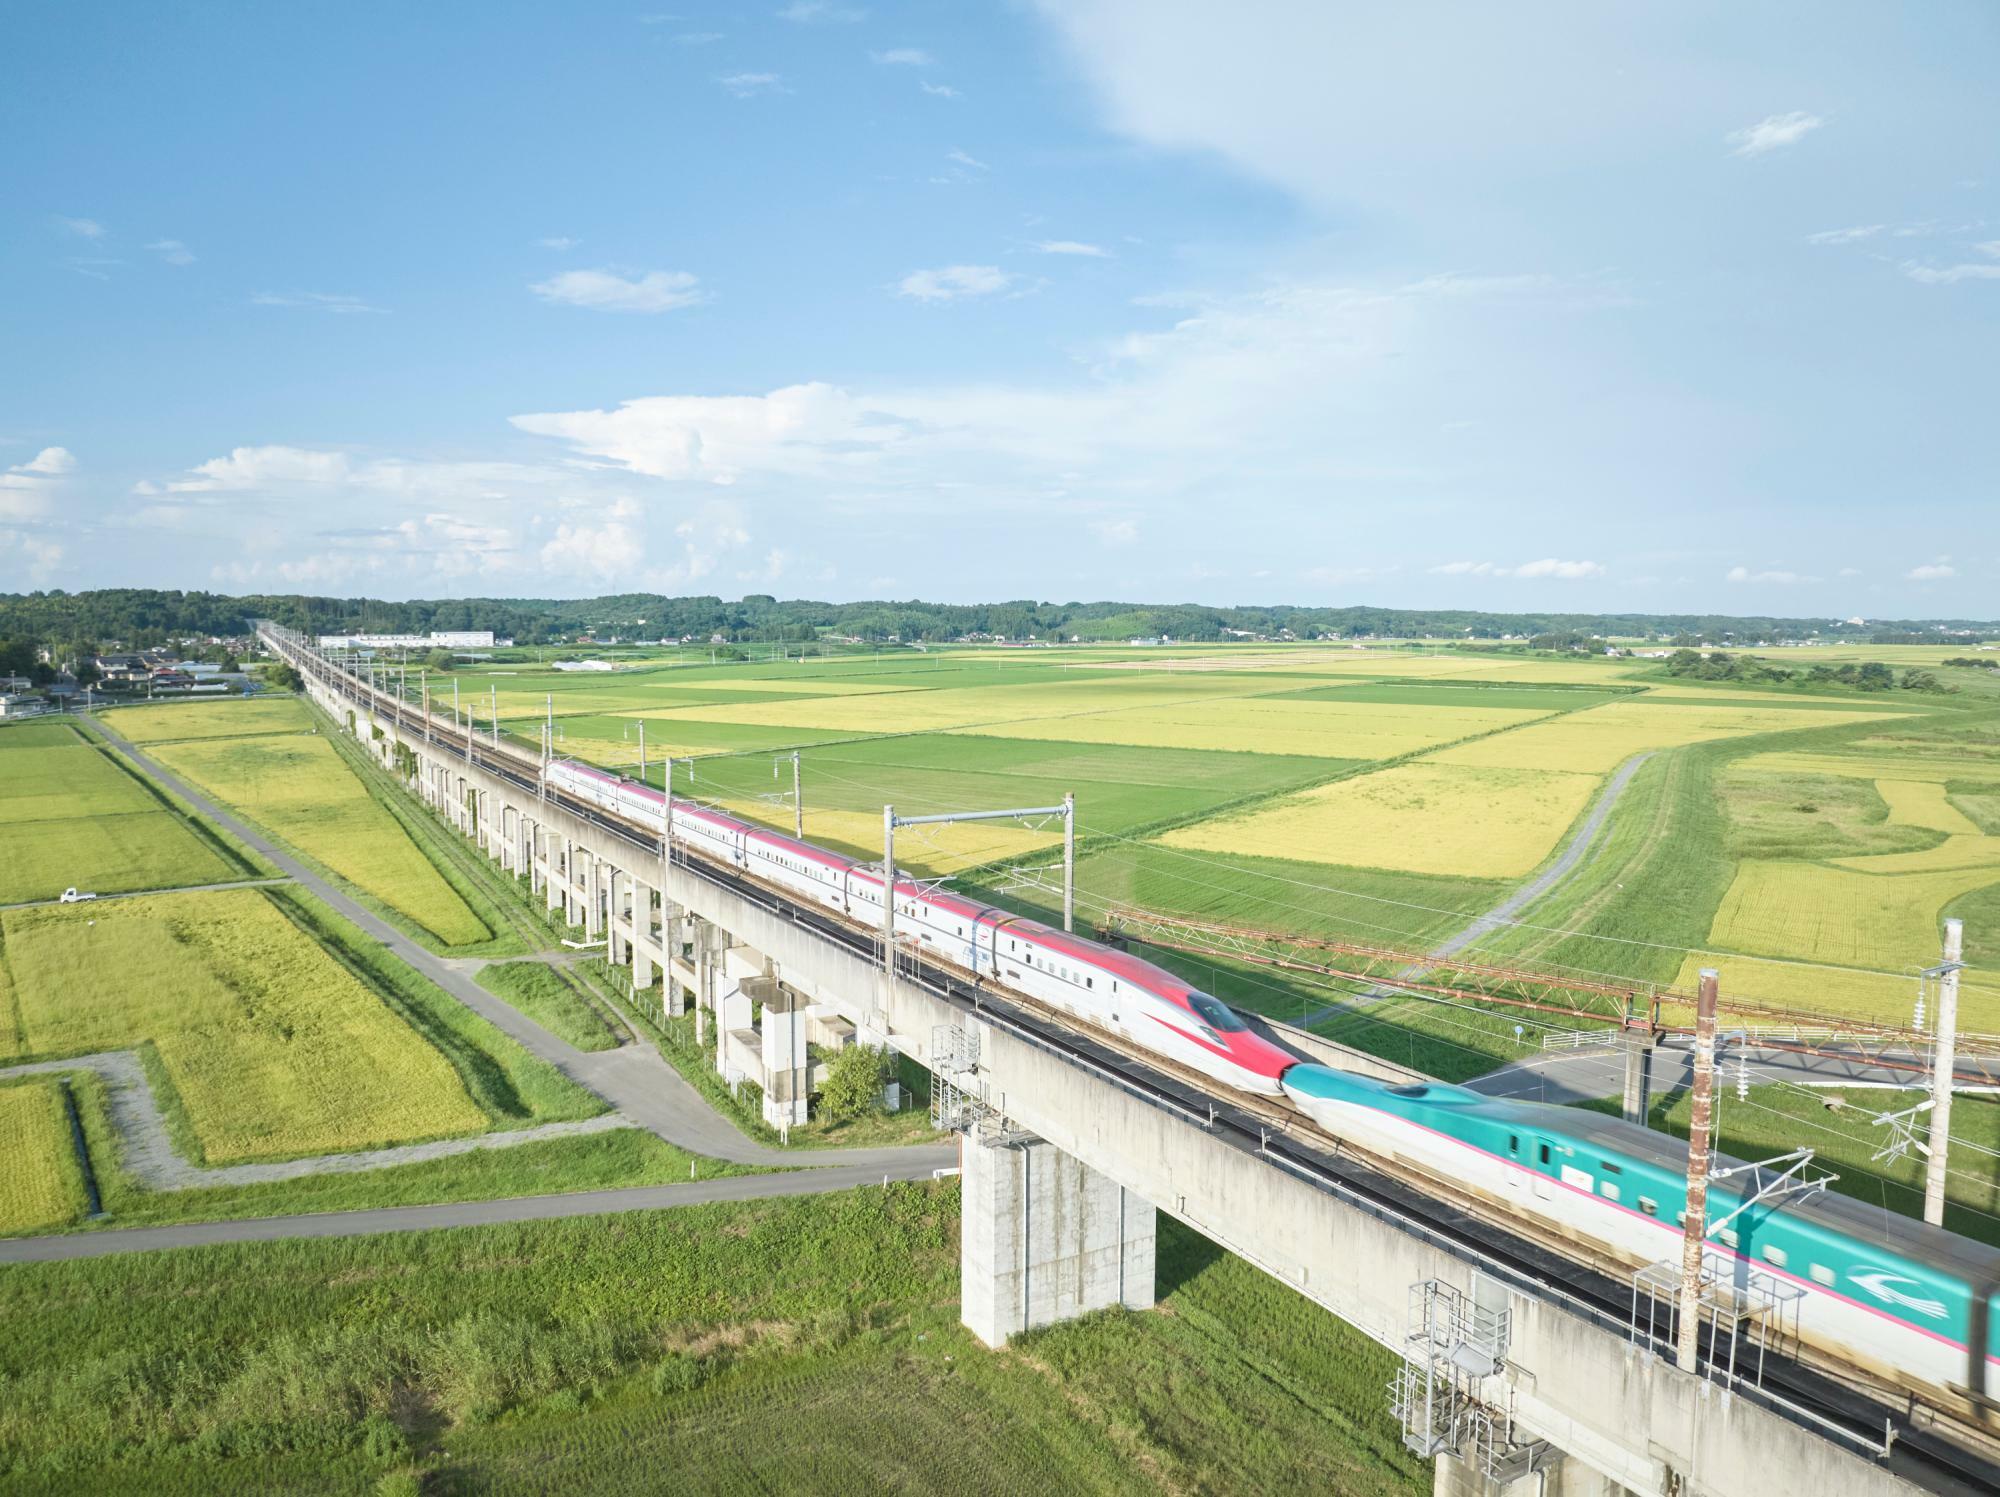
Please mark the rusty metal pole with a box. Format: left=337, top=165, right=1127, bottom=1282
left=882, top=805, right=897, bottom=986
left=793, top=749, right=803, bottom=841
left=1924, top=918, right=1965, bottom=1227
left=1677, top=967, right=1720, bottom=1372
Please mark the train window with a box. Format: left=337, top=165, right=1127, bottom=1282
left=1761, top=1245, right=1787, bottom=1269
left=1600, top=1160, right=1622, bottom=1175
left=1638, top=1197, right=1658, bottom=1217
left=1809, top=1264, right=1834, bottom=1287
left=1508, top=1134, right=1519, bottom=1155
left=1537, top=1143, right=1550, bottom=1167
left=1600, top=1182, right=1620, bottom=1202
left=1086, top=978, right=1093, bottom=989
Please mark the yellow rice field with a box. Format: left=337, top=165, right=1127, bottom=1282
left=1157, top=762, right=1600, bottom=878
left=1831, top=836, right=2000, bottom=875
left=1877, top=779, right=1982, bottom=835
left=148, top=732, right=489, bottom=946
left=0, top=891, right=487, bottom=1162
left=716, top=800, right=1061, bottom=877
left=1665, top=952, right=2000, bottom=1030
left=111, top=696, right=322, bottom=743
left=0, top=1082, right=84, bottom=1233
left=1428, top=701, right=1896, bottom=775
left=1703, top=860, right=1998, bottom=977
left=1739, top=752, right=2000, bottom=785
left=952, top=697, right=1551, bottom=760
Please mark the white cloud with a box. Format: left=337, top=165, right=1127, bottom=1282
left=1034, top=240, right=1110, bottom=258
left=897, top=264, right=1013, bottom=301
left=0, top=530, right=64, bottom=584
left=674, top=31, right=722, bottom=44
left=1905, top=563, right=1956, bottom=581
left=921, top=81, right=960, bottom=99
left=537, top=235, right=580, bottom=250
left=1511, top=557, right=1603, bottom=580
left=1089, top=518, right=1138, bottom=546
left=530, top=268, right=706, bottom=313
left=776, top=1, right=863, bottom=21
left=872, top=48, right=932, bottom=66
left=54, top=216, right=104, bottom=239
left=1724, top=565, right=1816, bottom=584
left=1901, top=260, right=2000, bottom=285
left=541, top=498, right=644, bottom=583
left=717, top=71, right=786, bottom=97
left=145, top=238, right=195, bottom=265
left=15, top=447, right=75, bottom=477
left=1727, top=111, right=1824, bottom=157
left=251, top=291, right=384, bottom=314
left=1430, top=557, right=1602, bottom=579
left=1837, top=566, right=1862, bottom=577
left=945, top=148, right=987, bottom=171
left=1806, top=225, right=1883, bottom=246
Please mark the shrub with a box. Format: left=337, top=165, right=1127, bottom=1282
left=818, top=1043, right=887, bottom=1122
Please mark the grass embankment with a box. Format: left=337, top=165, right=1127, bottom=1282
left=0, top=1186, right=1422, bottom=1495
left=476, top=963, right=620, bottom=1052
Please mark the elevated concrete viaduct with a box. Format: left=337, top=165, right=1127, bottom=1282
left=267, top=626, right=1979, bottom=1497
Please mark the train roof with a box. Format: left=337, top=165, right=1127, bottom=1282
left=1506, top=1093, right=2000, bottom=1274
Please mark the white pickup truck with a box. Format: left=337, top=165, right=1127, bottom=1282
left=59, top=888, right=99, bottom=903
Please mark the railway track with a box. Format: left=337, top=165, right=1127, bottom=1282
left=273, top=631, right=2000, bottom=1493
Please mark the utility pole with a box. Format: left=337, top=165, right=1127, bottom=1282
left=1677, top=968, right=1720, bottom=1372
left=491, top=682, right=498, bottom=746
left=793, top=749, right=803, bottom=840
left=1925, top=918, right=1966, bottom=1227
left=1063, top=790, right=1075, bottom=933
left=545, top=694, right=554, bottom=762
left=882, top=804, right=897, bottom=987
left=421, top=672, right=431, bottom=744
left=638, top=721, right=646, bottom=784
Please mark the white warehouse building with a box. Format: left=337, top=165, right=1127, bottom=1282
left=315, top=630, right=507, bottom=650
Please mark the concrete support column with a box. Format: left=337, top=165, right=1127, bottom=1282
left=960, top=1135, right=1156, bottom=1348
left=1620, top=1027, right=1656, bottom=1126
left=631, top=879, right=657, bottom=993
left=1436, top=1451, right=1632, bottom=1497
left=761, top=984, right=809, bottom=1129
left=583, top=855, right=603, bottom=939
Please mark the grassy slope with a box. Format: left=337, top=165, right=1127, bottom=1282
left=0, top=1187, right=1421, bottom=1496
left=475, top=962, right=619, bottom=1052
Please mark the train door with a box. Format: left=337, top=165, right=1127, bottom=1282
left=1503, top=1133, right=1529, bottom=1194
left=1969, top=1280, right=2000, bottom=1411
left=1531, top=1139, right=1555, bottom=1201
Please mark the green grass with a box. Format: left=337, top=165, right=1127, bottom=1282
left=107, top=696, right=318, bottom=743
left=0, top=719, right=86, bottom=748
left=1715, top=768, right=1941, bottom=861
left=0, top=1187, right=1421, bottom=1495
left=0, top=743, right=159, bottom=821
left=0, top=1078, right=89, bottom=1233
left=476, top=962, right=619, bottom=1051
left=58, top=1067, right=744, bottom=1231
left=0, top=810, right=243, bottom=904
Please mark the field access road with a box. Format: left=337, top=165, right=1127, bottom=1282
left=93, top=721, right=956, bottom=1177
left=1467, top=1036, right=1963, bottom=1106
left=1299, top=752, right=1656, bottom=1027
left=0, top=1158, right=954, bottom=1264
left=0, top=876, right=293, bottom=911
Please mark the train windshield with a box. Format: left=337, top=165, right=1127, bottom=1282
left=1187, top=992, right=1247, bottom=1032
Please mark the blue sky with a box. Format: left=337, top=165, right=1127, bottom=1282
left=3, top=1, right=1995, bottom=613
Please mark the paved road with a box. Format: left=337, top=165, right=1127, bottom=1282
left=95, top=725, right=955, bottom=1176
left=0, top=1157, right=955, bottom=1264
left=1301, top=752, right=1654, bottom=1027
left=1466, top=1037, right=1971, bottom=1106
left=1, top=876, right=292, bottom=912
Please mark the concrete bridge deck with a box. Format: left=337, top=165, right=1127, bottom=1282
left=259, top=623, right=1993, bottom=1497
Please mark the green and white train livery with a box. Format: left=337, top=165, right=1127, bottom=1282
left=1282, top=1066, right=2000, bottom=1406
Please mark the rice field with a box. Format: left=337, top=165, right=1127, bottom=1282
left=148, top=718, right=490, bottom=947
left=0, top=890, right=487, bottom=1162
left=0, top=1080, right=87, bottom=1233
left=952, top=696, right=1551, bottom=760
left=1741, top=751, right=2000, bottom=785
left=1703, top=860, right=1998, bottom=981
left=1877, top=778, right=1981, bottom=835
left=0, top=728, right=246, bottom=904
left=110, top=696, right=325, bottom=743
left=1158, top=761, right=1600, bottom=879
left=1428, top=700, right=1899, bottom=775
left=1664, top=951, right=2000, bottom=1030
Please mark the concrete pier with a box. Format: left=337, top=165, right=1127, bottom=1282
left=960, top=1132, right=1157, bottom=1348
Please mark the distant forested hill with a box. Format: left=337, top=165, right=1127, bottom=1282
left=0, top=586, right=1994, bottom=652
